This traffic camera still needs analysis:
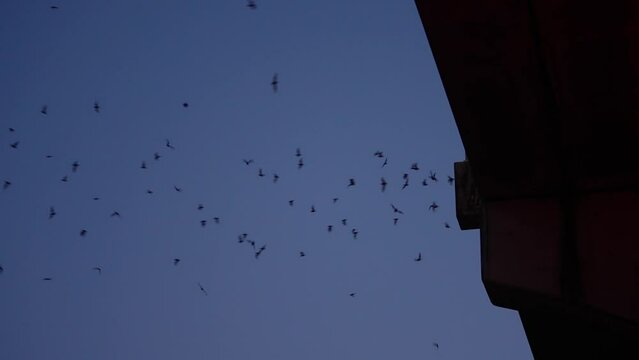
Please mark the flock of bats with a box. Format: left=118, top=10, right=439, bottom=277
left=1, top=2, right=449, bottom=352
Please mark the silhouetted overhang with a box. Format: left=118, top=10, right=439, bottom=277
left=415, top=1, right=639, bottom=357
left=415, top=0, right=639, bottom=201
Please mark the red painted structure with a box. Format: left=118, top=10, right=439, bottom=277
left=415, top=1, right=639, bottom=357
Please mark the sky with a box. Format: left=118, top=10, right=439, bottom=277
left=0, top=1, right=532, bottom=359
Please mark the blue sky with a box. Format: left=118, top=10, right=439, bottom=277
left=0, top=1, right=531, bottom=359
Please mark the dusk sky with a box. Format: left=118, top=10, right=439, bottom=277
left=0, top=1, right=532, bottom=359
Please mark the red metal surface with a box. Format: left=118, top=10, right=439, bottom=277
left=483, top=198, right=562, bottom=301
left=577, top=191, right=639, bottom=322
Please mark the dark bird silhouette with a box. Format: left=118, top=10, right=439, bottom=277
left=10, top=141, right=19, bottom=149
left=174, top=185, right=182, bottom=192
left=255, top=245, right=266, bottom=259
left=295, top=148, right=302, bottom=157
left=391, top=204, right=404, bottom=215
left=48, top=207, right=56, bottom=219
left=140, top=161, right=147, bottom=169
left=348, top=178, right=356, bottom=187
left=247, top=0, right=256, bottom=9
left=61, top=175, right=68, bottom=182
left=429, top=171, right=438, bottom=182
left=382, top=157, right=388, bottom=167
left=297, top=158, right=304, bottom=169
left=433, top=342, right=439, bottom=350
left=93, top=101, right=100, bottom=113
left=444, top=222, right=451, bottom=229
left=258, top=168, right=264, bottom=177
left=341, top=219, right=347, bottom=226
left=349, top=292, right=356, bottom=297
left=289, top=200, right=294, bottom=207
left=71, top=161, right=79, bottom=173
left=0, top=265, right=3, bottom=273
left=3, top=181, right=11, bottom=190
left=374, top=151, right=384, bottom=158
left=238, top=235, right=245, bottom=243
left=42, top=277, right=53, bottom=281
left=422, top=178, right=428, bottom=186
left=165, top=139, right=175, bottom=150
left=200, top=220, right=207, bottom=227
left=198, top=282, right=208, bottom=296
left=173, top=258, right=180, bottom=266
left=393, top=218, right=398, bottom=225
left=41, top=105, right=48, bottom=115
left=243, top=159, right=254, bottom=166
left=92, top=267, right=102, bottom=275
left=80, top=229, right=87, bottom=237
left=403, top=173, right=409, bottom=180
left=411, top=163, right=419, bottom=171
left=333, top=197, right=339, bottom=204
left=381, top=177, right=387, bottom=192
left=182, top=102, right=189, bottom=108
left=146, top=189, right=153, bottom=194
left=50, top=6, right=59, bottom=10
left=327, top=225, right=333, bottom=232
left=428, top=202, right=439, bottom=212
left=310, top=205, right=316, bottom=213
left=273, top=174, right=279, bottom=183
left=247, top=239, right=256, bottom=249
left=351, top=228, right=358, bottom=239
left=299, top=251, right=306, bottom=257
left=415, top=252, right=422, bottom=262
left=154, top=152, right=161, bottom=160
left=45, top=155, right=53, bottom=158
left=110, top=211, right=120, bottom=218
left=271, top=73, right=278, bottom=93
left=8, top=127, right=15, bottom=132
left=402, top=179, right=409, bottom=190
left=93, top=197, right=100, bottom=201
left=447, top=176, right=454, bottom=185
left=213, top=217, right=220, bottom=224
left=197, top=204, right=204, bottom=210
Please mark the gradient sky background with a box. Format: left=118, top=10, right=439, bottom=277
left=0, top=1, right=532, bottom=359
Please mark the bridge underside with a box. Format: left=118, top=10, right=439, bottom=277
left=416, top=0, right=639, bottom=357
